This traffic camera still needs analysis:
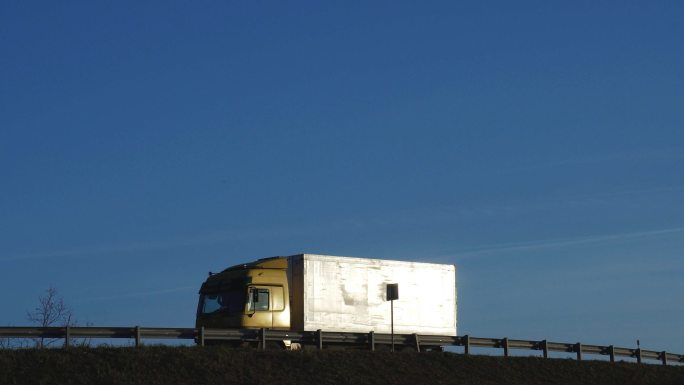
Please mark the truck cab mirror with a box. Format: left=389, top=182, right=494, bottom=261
left=247, top=288, right=258, bottom=316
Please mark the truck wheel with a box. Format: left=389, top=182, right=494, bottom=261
left=265, top=341, right=284, bottom=350
left=398, top=345, right=418, bottom=352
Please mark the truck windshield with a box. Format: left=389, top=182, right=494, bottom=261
left=200, top=290, right=244, bottom=315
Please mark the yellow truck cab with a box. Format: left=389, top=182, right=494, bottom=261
left=196, top=257, right=291, bottom=331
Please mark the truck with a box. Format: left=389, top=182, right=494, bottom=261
left=196, top=253, right=457, bottom=349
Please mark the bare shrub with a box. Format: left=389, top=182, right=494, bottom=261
left=26, top=287, right=75, bottom=348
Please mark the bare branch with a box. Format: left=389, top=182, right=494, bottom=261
left=26, top=287, right=75, bottom=348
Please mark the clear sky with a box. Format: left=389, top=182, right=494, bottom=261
left=2, top=1, right=683, bottom=354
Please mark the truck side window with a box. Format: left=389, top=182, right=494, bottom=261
left=248, top=288, right=270, bottom=311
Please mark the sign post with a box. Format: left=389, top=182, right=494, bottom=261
left=386, top=283, right=399, bottom=352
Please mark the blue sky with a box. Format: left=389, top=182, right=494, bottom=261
left=2, top=1, right=683, bottom=354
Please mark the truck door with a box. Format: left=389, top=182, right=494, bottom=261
left=245, top=286, right=273, bottom=328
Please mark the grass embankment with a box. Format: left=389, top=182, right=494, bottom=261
left=1, top=346, right=683, bottom=385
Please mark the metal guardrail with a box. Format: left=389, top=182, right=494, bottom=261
left=1, top=326, right=682, bottom=366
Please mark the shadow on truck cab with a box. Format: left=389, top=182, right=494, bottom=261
left=196, top=257, right=291, bottom=331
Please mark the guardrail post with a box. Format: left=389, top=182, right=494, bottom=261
left=609, top=345, right=615, bottom=363
left=502, top=338, right=509, bottom=357
left=64, top=326, right=71, bottom=349
left=260, top=328, right=266, bottom=351
left=316, top=329, right=323, bottom=350
left=135, top=326, right=141, bottom=348
left=199, top=326, right=205, bottom=347
left=541, top=340, right=548, bottom=358
left=463, top=335, right=470, bottom=355
left=660, top=351, right=667, bottom=366
left=369, top=331, right=375, bottom=352
left=413, top=333, right=421, bottom=353
left=575, top=343, right=582, bottom=361
left=636, top=348, right=642, bottom=364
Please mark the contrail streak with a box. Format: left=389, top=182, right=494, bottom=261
left=78, top=286, right=196, bottom=302
left=443, top=226, right=684, bottom=259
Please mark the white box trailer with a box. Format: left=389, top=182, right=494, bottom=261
left=287, top=254, right=457, bottom=336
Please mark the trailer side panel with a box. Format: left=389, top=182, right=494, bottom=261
left=299, top=254, right=456, bottom=336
